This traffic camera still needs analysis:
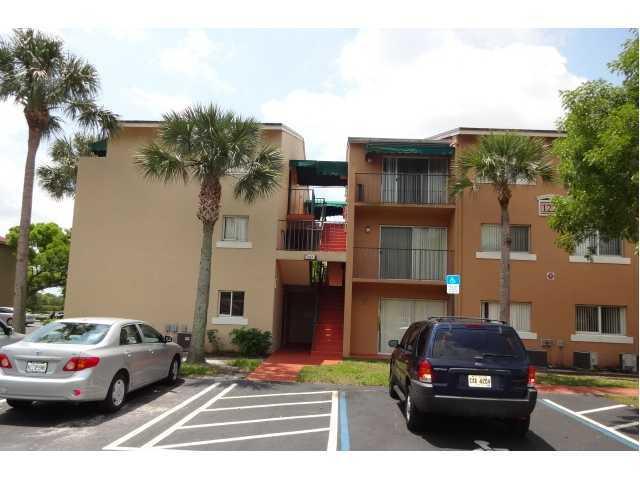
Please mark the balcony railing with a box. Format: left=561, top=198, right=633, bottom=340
left=353, top=247, right=453, bottom=281
left=355, top=173, right=452, bottom=205
left=277, top=220, right=347, bottom=252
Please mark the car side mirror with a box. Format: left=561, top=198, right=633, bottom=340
left=164, top=335, right=173, bottom=343
left=388, top=339, right=399, bottom=348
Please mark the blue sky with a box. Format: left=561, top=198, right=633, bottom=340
left=0, top=28, right=635, bottom=235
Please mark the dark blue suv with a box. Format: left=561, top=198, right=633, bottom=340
left=388, top=317, right=537, bottom=436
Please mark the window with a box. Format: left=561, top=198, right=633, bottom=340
left=575, top=232, right=622, bottom=257
left=25, top=322, right=111, bottom=345
left=379, top=299, right=446, bottom=353
left=219, top=291, right=245, bottom=317
left=138, top=324, right=164, bottom=344
left=222, top=216, right=248, bottom=242
left=120, top=325, right=142, bottom=345
left=476, top=174, right=535, bottom=185
left=576, top=305, right=626, bottom=335
left=380, top=226, right=447, bottom=280
left=481, top=301, right=532, bottom=332
left=431, top=328, right=526, bottom=361
left=481, top=224, right=530, bottom=252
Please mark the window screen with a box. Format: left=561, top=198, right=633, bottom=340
left=223, top=216, right=248, bottom=242
left=481, top=224, right=529, bottom=252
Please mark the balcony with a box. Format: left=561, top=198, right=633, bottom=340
left=276, top=220, right=347, bottom=263
left=352, top=247, right=453, bottom=284
left=288, top=187, right=345, bottom=219
left=354, top=173, right=453, bottom=207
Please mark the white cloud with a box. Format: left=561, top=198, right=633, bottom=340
left=261, top=30, right=584, bottom=161
left=125, top=87, right=192, bottom=118
left=158, top=30, right=234, bottom=94
left=0, top=102, right=74, bottom=237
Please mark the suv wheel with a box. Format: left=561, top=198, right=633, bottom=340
left=405, top=387, right=424, bottom=432
left=507, top=416, right=530, bottom=437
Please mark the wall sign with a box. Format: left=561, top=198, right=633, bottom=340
left=546, top=272, right=556, bottom=281
left=537, top=194, right=557, bottom=216
left=446, top=274, right=461, bottom=295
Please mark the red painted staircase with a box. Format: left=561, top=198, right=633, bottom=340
left=311, top=287, right=344, bottom=356
left=320, top=223, right=347, bottom=251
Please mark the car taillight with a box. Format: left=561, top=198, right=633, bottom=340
left=417, top=359, right=434, bottom=384
left=63, top=356, right=100, bottom=372
left=527, top=365, right=536, bottom=387
left=0, top=354, right=12, bottom=369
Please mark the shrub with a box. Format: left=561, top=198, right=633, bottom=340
left=230, top=327, right=272, bottom=357
left=206, top=329, right=220, bottom=353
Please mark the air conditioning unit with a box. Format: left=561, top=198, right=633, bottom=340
left=574, top=351, right=598, bottom=370
left=527, top=350, right=548, bottom=367
left=620, top=353, right=638, bottom=373
left=540, top=338, right=554, bottom=348
left=176, top=332, right=192, bottom=350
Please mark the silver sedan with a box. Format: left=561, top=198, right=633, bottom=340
left=0, top=318, right=183, bottom=412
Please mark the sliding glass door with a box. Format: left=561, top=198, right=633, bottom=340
left=381, top=158, right=448, bottom=204
left=380, top=226, right=447, bottom=280
left=379, top=299, right=446, bottom=353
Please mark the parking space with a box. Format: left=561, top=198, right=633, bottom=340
left=0, top=378, right=637, bottom=451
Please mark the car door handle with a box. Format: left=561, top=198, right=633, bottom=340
left=124, top=350, right=132, bottom=358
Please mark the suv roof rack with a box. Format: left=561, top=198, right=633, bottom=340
left=427, top=316, right=507, bottom=326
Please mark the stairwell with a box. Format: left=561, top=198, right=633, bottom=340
left=319, top=223, right=347, bottom=251
left=310, top=287, right=344, bottom=356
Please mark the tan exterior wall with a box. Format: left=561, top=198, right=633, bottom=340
left=346, top=134, right=638, bottom=368
left=65, top=124, right=304, bottom=352
left=0, top=243, right=15, bottom=306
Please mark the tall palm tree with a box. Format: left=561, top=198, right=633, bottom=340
left=37, top=133, right=99, bottom=199
left=136, top=104, right=283, bottom=363
left=451, top=134, right=553, bottom=324
left=0, top=29, right=118, bottom=333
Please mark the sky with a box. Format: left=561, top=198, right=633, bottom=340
left=0, top=28, right=634, bottom=236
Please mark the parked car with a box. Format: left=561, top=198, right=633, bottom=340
left=388, top=316, right=537, bottom=436
left=49, top=311, right=64, bottom=320
left=0, top=307, right=37, bottom=326
left=0, top=317, right=182, bottom=412
left=0, top=319, right=25, bottom=348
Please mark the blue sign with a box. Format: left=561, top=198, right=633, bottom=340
left=446, top=274, right=461, bottom=285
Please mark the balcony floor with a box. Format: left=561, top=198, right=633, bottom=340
left=352, top=277, right=445, bottom=286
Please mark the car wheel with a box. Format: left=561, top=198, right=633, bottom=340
left=388, top=370, right=399, bottom=400
left=165, top=356, right=180, bottom=385
left=507, top=416, right=530, bottom=437
left=6, top=318, right=12, bottom=326
left=100, top=372, right=128, bottom=413
left=6, top=399, right=33, bottom=409
left=405, top=387, right=424, bottom=432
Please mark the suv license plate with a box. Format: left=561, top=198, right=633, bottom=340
left=26, top=361, right=48, bottom=374
left=468, top=375, right=491, bottom=388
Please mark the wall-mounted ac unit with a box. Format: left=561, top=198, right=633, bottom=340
left=541, top=338, right=554, bottom=348
left=573, top=351, right=598, bottom=370
left=620, top=353, right=638, bottom=373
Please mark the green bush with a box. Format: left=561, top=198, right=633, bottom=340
left=230, top=327, right=272, bottom=357
left=206, top=329, right=220, bottom=352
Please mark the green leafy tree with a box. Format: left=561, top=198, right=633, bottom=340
left=5, top=223, right=71, bottom=309
left=550, top=31, right=639, bottom=252
left=0, top=28, right=118, bottom=332
left=451, top=134, right=554, bottom=323
left=136, top=104, right=283, bottom=363
left=38, top=133, right=99, bottom=199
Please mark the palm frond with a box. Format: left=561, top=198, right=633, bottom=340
left=233, top=144, right=283, bottom=203
left=136, top=142, right=189, bottom=185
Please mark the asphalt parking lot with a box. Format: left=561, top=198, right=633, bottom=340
left=0, top=378, right=637, bottom=451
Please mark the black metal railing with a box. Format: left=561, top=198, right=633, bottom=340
left=277, top=220, right=346, bottom=251
left=353, top=248, right=453, bottom=281
left=355, top=173, right=452, bottom=205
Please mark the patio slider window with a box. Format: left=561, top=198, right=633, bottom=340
left=574, top=232, right=622, bottom=257
left=576, top=305, right=626, bottom=335
left=222, top=216, right=248, bottom=242
left=481, top=224, right=530, bottom=252
left=219, top=291, right=245, bottom=317
left=481, top=301, right=532, bottom=332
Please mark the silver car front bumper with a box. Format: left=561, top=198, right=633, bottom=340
left=0, top=370, right=108, bottom=402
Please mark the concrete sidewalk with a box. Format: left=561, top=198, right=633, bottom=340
left=247, top=348, right=341, bottom=382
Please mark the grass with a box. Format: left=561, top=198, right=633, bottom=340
left=298, top=359, right=389, bottom=386
left=225, top=358, right=263, bottom=372
left=537, top=373, right=638, bottom=389
left=603, top=394, right=639, bottom=408
left=180, top=362, right=224, bottom=377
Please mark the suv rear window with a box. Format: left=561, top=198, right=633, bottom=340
left=431, top=327, right=525, bottom=360
left=26, top=322, right=111, bottom=345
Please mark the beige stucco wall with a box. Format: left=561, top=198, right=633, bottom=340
left=65, top=124, right=305, bottom=352
left=0, top=243, right=15, bottom=306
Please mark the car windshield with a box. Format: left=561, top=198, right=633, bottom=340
left=431, top=327, right=526, bottom=361
left=25, top=322, right=111, bottom=345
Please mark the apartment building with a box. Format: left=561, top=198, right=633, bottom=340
left=344, top=128, right=638, bottom=368
left=65, top=121, right=638, bottom=369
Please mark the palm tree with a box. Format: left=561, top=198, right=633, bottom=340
left=0, top=29, right=118, bottom=333
left=136, top=104, right=283, bottom=363
left=451, top=134, right=553, bottom=324
left=37, top=133, right=99, bottom=199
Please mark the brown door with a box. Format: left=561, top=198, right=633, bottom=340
left=285, top=290, right=316, bottom=346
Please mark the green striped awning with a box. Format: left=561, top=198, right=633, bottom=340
left=365, top=143, right=454, bottom=157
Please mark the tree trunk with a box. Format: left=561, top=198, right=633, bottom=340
left=12, top=126, right=42, bottom=334
left=499, top=199, right=511, bottom=325
left=188, top=177, right=222, bottom=363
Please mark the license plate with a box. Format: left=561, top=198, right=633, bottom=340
left=26, top=361, right=48, bottom=374
left=468, top=374, right=491, bottom=388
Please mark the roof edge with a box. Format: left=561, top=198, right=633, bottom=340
left=348, top=136, right=451, bottom=145
left=429, top=127, right=565, bottom=140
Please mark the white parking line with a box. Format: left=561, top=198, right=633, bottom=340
left=178, top=413, right=331, bottom=430
left=577, top=404, right=627, bottom=415
left=612, top=421, right=639, bottom=431
left=222, top=391, right=332, bottom=400
left=154, top=428, right=331, bottom=450
left=327, top=390, right=339, bottom=451
left=103, top=382, right=220, bottom=451
left=204, top=400, right=332, bottom=412
left=143, top=383, right=236, bottom=448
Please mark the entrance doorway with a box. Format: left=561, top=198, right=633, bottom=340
left=283, top=288, right=317, bottom=348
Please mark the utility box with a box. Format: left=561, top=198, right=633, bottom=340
left=527, top=350, right=548, bottom=367
left=620, top=353, right=638, bottom=373
left=176, top=332, right=192, bottom=350
left=574, top=351, right=598, bottom=370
